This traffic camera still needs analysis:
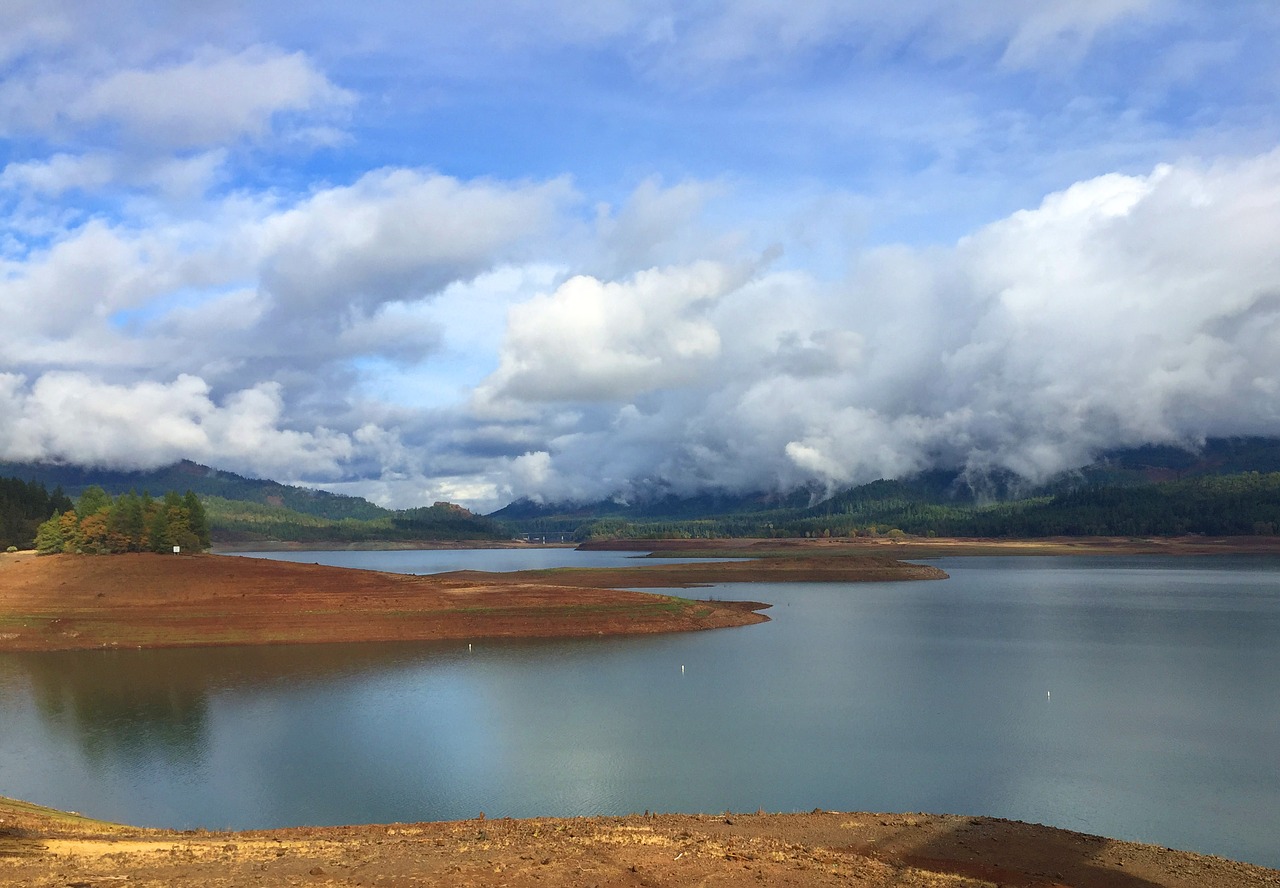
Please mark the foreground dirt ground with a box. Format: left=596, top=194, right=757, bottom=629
left=2, top=798, right=1277, bottom=888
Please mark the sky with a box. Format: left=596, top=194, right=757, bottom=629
left=3, top=1, right=1280, bottom=512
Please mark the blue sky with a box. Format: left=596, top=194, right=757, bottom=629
left=3, top=1, right=1280, bottom=510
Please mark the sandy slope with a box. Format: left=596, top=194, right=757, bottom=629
left=2, top=798, right=1277, bottom=887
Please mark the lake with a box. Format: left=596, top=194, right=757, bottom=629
left=1, top=551, right=1277, bottom=868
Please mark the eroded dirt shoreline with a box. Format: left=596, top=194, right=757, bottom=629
left=0, top=543, right=965, bottom=651
left=2, top=796, right=1277, bottom=887
left=0, top=551, right=790, bottom=651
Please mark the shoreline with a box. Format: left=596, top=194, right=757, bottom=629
left=0, top=551, right=783, bottom=652
left=5, top=537, right=1277, bottom=652
left=582, top=534, right=1280, bottom=558
left=2, top=795, right=1276, bottom=887
left=210, top=538, right=579, bottom=553
left=207, top=533, right=1280, bottom=556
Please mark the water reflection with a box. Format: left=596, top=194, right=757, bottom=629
left=2, top=641, right=474, bottom=774
left=22, top=650, right=209, bottom=764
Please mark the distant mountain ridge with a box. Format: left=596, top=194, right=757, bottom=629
left=0, top=459, right=388, bottom=522
left=1082, top=437, right=1280, bottom=482
left=489, top=436, right=1280, bottom=539
left=5, top=436, right=1280, bottom=543
left=0, top=460, right=509, bottom=545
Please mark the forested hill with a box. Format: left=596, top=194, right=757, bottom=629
left=492, top=438, right=1280, bottom=541
left=0, top=461, right=505, bottom=546
left=0, top=459, right=386, bottom=521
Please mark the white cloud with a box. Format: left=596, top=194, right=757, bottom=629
left=485, top=150, right=1280, bottom=503
left=0, top=153, right=116, bottom=195
left=1, top=168, right=576, bottom=392
left=256, top=169, right=575, bottom=313
left=475, top=261, right=741, bottom=409
left=0, top=219, right=178, bottom=342
left=591, top=177, right=734, bottom=275
left=0, top=372, right=353, bottom=477
left=4, top=45, right=349, bottom=150
left=0, top=150, right=227, bottom=198
left=7, top=146, right=1280, bottom=510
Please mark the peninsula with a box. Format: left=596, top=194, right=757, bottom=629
left=0, top=547, right=940, bottom=651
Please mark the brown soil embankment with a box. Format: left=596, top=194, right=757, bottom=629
left=2, top=796, right=1276, bottom=888
left=0, top=552, right=774, bottom=652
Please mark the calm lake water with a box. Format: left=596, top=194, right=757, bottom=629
left=224, top=547, right=742, bottom=573
left=1, top=551, right=1277, bottom=869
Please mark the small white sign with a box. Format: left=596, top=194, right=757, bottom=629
left=172, top=545, right=181, bottom=554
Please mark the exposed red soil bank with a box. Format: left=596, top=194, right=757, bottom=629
left=0, top=551, right=778, bottom=651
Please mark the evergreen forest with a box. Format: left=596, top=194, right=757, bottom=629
left=0, top=477, right=74, bottom=550
left=33, top=486, right=211, bottom=555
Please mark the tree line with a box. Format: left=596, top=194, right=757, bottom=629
left=204, top=497, right=506, bottom=544
left=34, top=485, right=211, bottom=555
left=1, top=477, right=74, bottom=550
left=523, top=471, right=1280, bottom=541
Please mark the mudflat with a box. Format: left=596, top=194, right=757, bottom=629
left=2, top=796, right=1277, bottom=888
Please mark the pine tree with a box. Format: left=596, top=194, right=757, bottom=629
left=76, top=486, right=112, bottom=519
left=147, top=504, right=173, bottom=553
left=34, top=512, right=66, bottom=555
left=183, top=490, right=210, bottom=549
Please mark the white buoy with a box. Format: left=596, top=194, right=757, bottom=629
left=681, top=664, right=685, bottom=675
left=469, top=643, right=473, bottom=652
left=1047, top=690, right=1051, bottom=700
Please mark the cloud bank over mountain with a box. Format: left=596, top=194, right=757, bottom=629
left=3, top=2, right=1280, bottom=510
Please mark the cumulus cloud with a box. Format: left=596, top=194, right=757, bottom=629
left=256, top=169, right=574, bottom=314
left=0, top=372, right=353, bottom=478
left=484, top=150, right=1280, bottom=504
left=474, top=261, right=743, bottom=410
left=1, top=168, right=573, bottom=380
left=0, top=164, right=580, bottom=489
left=6, top=148, right=1280, bottom=509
